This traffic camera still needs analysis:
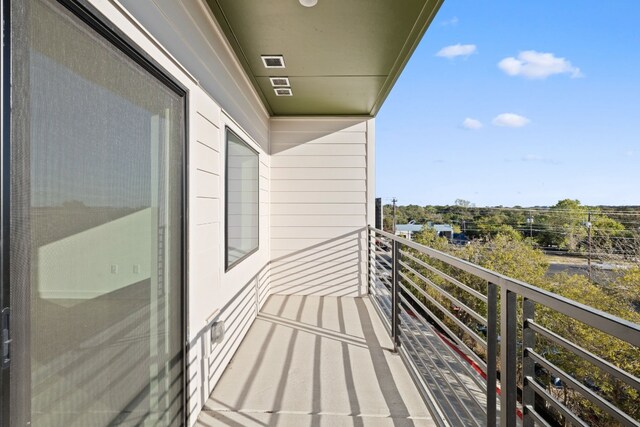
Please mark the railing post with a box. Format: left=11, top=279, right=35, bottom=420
left=522, top=298, right=536, bottom=427
left=487, top=282, right=498, bottom=427
left=391, top=238, right=401, bottom=351
left=367, top=226, right=372, bottom=295
left=500, top=286, right=517, bottom=427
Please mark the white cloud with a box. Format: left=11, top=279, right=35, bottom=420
left=462, top=118, right=483, bottom=130
left=492, top=113, right=531, bottom=128
left=498, top=50, right=582, bottom=79
left=436, top=44, right=477, bottom=59
left=626, top=150, right=635, bottom=157
left=441, top=17, right=459, bottom=26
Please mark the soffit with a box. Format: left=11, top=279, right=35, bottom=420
left=205, top=0, right=443, bottom=116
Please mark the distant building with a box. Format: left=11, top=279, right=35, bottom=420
left=432, top=223, right=454, bottom=240
left=395, top=221, right=424, bottom=240
left=395, top=221, right=454, bottom=241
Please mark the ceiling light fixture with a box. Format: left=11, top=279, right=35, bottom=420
left=299, top=0, right=318, bottom=7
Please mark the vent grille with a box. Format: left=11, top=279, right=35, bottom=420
left=269, top=77, right=290, bottom=87
left=274, top=88, right=293, bottom=96
left=261, top=55, right=286, bottom=68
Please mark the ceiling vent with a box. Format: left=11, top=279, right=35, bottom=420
left=270, top=77, right=290, bottom=87
left=261, top=55, right=286, bottom=68
left=274, top=87, right=293, bottom=96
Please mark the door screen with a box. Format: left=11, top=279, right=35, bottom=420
left=9, top=1, right=185, bottom=425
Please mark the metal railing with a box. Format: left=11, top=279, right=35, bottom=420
left=367, top=226, right=640, bottom=427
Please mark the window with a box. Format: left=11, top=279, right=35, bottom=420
left=226, top=128, right=259, bottom=269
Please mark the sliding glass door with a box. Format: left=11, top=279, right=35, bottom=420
left=5, top=0, right=185, bottom=425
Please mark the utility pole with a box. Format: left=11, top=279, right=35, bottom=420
left=392, top=198, right=397, bottom=235
left=587, top=211, right=592, bottom=281
left=527, top=213, right=533, bottom=238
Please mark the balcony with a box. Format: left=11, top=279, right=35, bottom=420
left=196, top=295, right=434, bottom=426
left=197, top=227, right=640, bottom=427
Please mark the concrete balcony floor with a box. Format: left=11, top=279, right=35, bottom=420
left=196, top=295, right=436, bottom=427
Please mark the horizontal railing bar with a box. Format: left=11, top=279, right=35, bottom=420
left=399, top=274, right=488, bottom=350
left=369, top=275, right=382, bottom=291
left=370, top=226, right=640, bottom=347
left=371, top=284, right=386, bottom=298
left=397, top=301, right=484, bottom=427
left=399, top=259, right=487, bottom=326
left=369, top=294, right=392, bottom=335
left=372, top=256, right=391, bottom=273
left=526, top=376, right=589, bottom=427
left=372, top=257, right=390, bottom=274
left=396, top=350, right=454, bottom=427
left=400, top=249, right=487, bottom=303
left=374, top=244, right=392, bottom=255
left=373, top=236, right=392, bottom=250
left=373, top=264, right=393, bottom=288
left=395, top=319, right=466, bottom=427
left=371, top=274, right=390, bottom=286
left=528, top=349, right=640, bottom=426
left=398, top=294, right=489, bottom=399
left=524, top=405, right=553, bottom=427
left=528, top=320, right=640, bottom=391
left=399, top=282, right=488, bottom=371
left=375, top=254, right=393, bottom=270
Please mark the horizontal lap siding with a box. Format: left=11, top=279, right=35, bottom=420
left=187, top=91, right=223, bottom=423
left=270, top=118, right=371, bottom=297
left=187, top=98, right=271, bottom=427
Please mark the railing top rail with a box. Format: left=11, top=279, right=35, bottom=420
left=369, top=226, right=640, bottom=347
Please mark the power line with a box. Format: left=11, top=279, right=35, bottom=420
left=385, top=204, right=640, bottom=216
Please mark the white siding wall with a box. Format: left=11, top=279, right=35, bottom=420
left=270, top=118, right=374, bottom=297
left=188, top=113, right=271, bottom=423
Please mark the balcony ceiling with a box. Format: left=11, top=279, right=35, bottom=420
left=205, top=0, right=443, bottom=117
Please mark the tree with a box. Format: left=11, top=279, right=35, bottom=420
left=455, top=199, right=474, bottom=208
left=540, top=273, right=640, bottom=425
left=537, top=199, right=588, bottom=250
left=460, top=231, right=548, bottom=285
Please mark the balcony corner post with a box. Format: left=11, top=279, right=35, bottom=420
left=391, top=238, right=401, bottom=351
left=522, top=298, right=536, bottom=427
left=500, top=285, right=517, bottom=427
left=487, top=282, right=498, bottom=426
left=367, top=226, right=374, bottom=296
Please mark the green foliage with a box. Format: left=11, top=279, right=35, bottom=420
left=538, top=273, right=640, bottom=424
left=398, top=228, right=639, bottom=425
left=612, top=266, right=640, bottom=307
left=460, top=233, right=548, bottom=285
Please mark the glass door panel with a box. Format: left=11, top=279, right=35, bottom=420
left=9, top=0, right=185, bottom=425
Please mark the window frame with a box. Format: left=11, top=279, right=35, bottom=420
left=224, top=126, right=259, bottom=271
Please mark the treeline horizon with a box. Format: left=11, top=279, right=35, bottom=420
left=382, top=199, right=640, bottom=259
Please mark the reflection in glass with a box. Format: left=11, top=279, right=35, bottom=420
left=226, top=130, right=259, bottom=269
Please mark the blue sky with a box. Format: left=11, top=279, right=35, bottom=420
left=376, top=1, right=640, bottom=207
